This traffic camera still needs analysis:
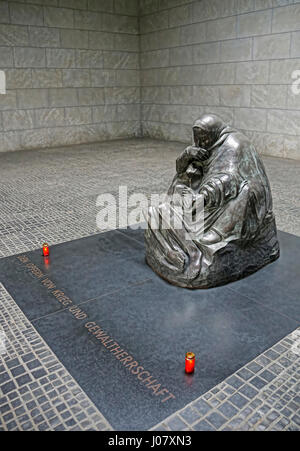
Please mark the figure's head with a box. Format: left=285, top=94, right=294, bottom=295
left=193, top=114, right=226, bottom=149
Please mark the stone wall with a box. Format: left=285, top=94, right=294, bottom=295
left=140, top=0, right=300, bottom=160
left=1, top=0, right=300, bottom=160
left=0, top=0, right=140, bottom=152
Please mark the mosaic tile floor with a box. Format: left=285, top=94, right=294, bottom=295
left=152, top=328, right=300, bottom=431
left=0, top=139, right=299, bottom=431
left=0, top=284, right=112, bottom=431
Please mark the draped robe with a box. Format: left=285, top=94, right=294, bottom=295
left=144, top=118, right=279, bottom=289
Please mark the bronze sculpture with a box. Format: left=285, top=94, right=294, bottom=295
left=144, top=114, right=280, bottom=289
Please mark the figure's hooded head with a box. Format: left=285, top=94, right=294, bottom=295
left=193, top=114, right=227, bottom=150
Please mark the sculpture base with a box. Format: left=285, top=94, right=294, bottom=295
left=145, top=218, right=280, bottom=289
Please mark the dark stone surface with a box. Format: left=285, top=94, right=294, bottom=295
left=0, top=228, right=299, bottom=430
left=227, top=231, right=300, bottom=322
left=0, top=230, right=152, bottom=321
left=145, top=114, right=280, bottom=288
left=32, top=277, right=297, bottom=430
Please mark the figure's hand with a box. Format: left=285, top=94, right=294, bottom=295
left=199, top=183, right=218, bottom=209
left=176, top=146, right=209, bottom=174
left=176, top=146, right=199, bottom=174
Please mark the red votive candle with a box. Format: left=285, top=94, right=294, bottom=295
left=42, top=243, right=49, bottom=257
left=185, top=352, right=195, bottom=374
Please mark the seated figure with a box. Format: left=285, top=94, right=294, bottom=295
left=144, top=114, right=280, bottom=289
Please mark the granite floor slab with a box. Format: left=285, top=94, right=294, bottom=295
left=0, top=227, right=300, bottom=429
left=227, top=231, right=300, bottom=322
left=32, top=277, right=298, bottom=430
left=0, top=230, right=152, bottom=321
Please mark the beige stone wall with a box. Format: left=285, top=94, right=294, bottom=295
left=140, top=0, right=300, bottom=160
left=0, top=0, right=140, bottom=152
left=1, top=0, right=300, bottom=159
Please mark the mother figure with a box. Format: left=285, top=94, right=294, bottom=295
left=144, top=114, right=279, bottom=289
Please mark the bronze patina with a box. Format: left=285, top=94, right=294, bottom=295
left=144, top=114, right=280, bottom=289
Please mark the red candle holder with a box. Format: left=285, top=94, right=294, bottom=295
left=42, top=243, right=50, bottom=257
left=185, top=352, right=195, bottom=374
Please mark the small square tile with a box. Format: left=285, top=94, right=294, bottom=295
left=165, top=416, right=187, bottom=431
left=179, top=406, right=200, bottom=425
left=228, top=393, right=249, bottom=409
left=0, top=403, right=11, bottom=414
left=218, top=401, right=238, bottom=419
left=266, top=410, right=280, bottom=422
left=7, top=420, right=17, bottom=431
left=291, top=414, right=300, bottom=426
left=206, top=412, right=227, bottom=429
left=279, top=357, right=292, bottom=368
left=3, top=412, right=13, bottom=422
left=247, top=362, right=263, bottom=374
left=209, top=397, right=221, bottom=408
left=193, top=398, right=211, bottom=416
left=281, top=407, right=293, bottom=418
left=32, top=369, right=47, bottom=379
left=226, top=375, right=244, bottom=390
left=15, top=406, right=26, bottom=417
left=0, top=373, right=10, bottom=384
left=264, top=349, right=279, bottom=361
left=193, top=419, right=216, bottom=431
left=27, top=360, right=41, bottom=370
left=21, top=353, right=35, bottom=363
left=249, top=376, right=268, bottom=390
left=224, top=385, right=235, bottom=395
left=16, top=374, right=32, bottom=387
left=256, top=356, right=271, bottom=367
left=1, top=381, right=16, bottom=395
left=11, top=366, right=26, bottom=377
left=260, top=370, right=276, bottom=383
left=237, top=368, right=253, bottom=381
left=227, top=417, right=243, bottom=430
left=239, top=384, right=259, bottom=400
left=7, top=359, right=20, bottom=369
